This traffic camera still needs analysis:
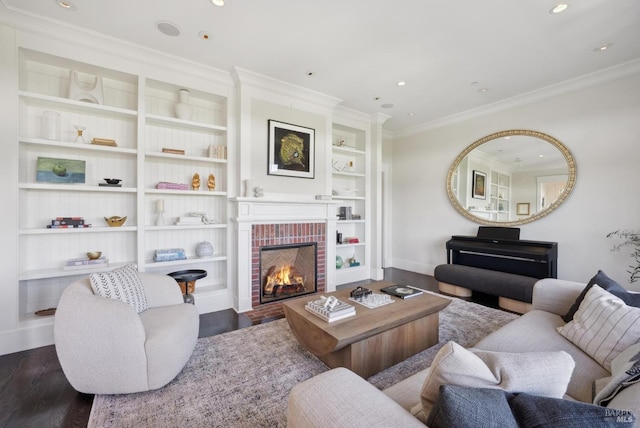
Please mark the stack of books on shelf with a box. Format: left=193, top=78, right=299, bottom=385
left=47, top=217, right=92, bottom=229
left=153, top=248, right=187, bottom=262
left=156, top=182, right=189, bottom=190
left=62, top=257, right=109, bottom=271
left=208, top=144, right=227, bottom=159
left=91, top=137, right=117, bottom=147
left=162, top=147, right=185, bottom=155
left=305, top=296, right=356, bottom=322
left=175, top=216, right=204, bottom=226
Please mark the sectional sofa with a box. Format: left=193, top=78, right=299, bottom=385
left=288, top=274, right=640, bottom=427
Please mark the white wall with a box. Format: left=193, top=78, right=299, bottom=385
left=388, top=72, right=640, bottom=289
left=249, top=99, right=328, bottom=196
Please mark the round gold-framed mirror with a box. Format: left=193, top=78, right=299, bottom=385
left=446, top=130, right=576, bottom=226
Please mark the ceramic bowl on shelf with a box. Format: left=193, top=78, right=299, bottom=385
left=104, top=216, right=127, bottom=227
left=103, top=178, right=122, bottom=185
left=86, top=251, right=102, bottom=260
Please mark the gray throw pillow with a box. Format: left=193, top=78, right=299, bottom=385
left=428, top=385, right=636, bottom=428
left=427, top=385, right=517, bottom=428
left=562, top=270, right=640, bottom=322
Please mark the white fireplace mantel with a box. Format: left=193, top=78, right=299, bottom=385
left=231, top=197, right=339, bottom=312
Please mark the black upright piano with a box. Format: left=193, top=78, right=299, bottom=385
left=446, top=227, right=558, bottom=279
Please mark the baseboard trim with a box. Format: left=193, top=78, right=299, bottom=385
left=389, top=259, right=436, bottom=276
left=0, top=323, right=54, bottom=355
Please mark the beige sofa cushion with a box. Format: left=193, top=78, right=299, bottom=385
left=557, top=284, right=640, bottom=371
left=420, top=341, right=574, bottom=418
left=474, top=309, right=610, bottom=402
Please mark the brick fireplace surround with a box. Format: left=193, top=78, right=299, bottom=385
left=232, top=197, right=338, bottom=323
left=248, top=223, right=326, bottom=322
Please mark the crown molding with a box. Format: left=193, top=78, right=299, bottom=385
left=393, top=58, right=640, bottom=139
left=232, top=67, right=342, bottom=111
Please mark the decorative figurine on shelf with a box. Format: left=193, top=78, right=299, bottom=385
left=68, top=70, right=104, bottom=104
left=192, top=173, right=200, bottom=190
left=254, top=186, right=264, bottom=197
left=349, top=255, right=360, bottom=267
left=207, top=173, right=216, bottom=191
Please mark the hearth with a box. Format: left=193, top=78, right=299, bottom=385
left=259, top=242, right=317, bottom=304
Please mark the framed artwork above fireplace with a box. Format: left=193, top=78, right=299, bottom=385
left=268, top=119, right=315, bottom=179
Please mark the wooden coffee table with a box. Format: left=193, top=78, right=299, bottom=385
left=282, top=281, right=451, bottom=378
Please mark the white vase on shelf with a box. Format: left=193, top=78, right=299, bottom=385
left=174, top=89, right=193, bottom=120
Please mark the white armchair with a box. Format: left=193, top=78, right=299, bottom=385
left=54, top=272, right=199, bottom=394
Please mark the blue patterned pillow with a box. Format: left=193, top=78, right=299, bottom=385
left=89, top=264, right=148, bottom=313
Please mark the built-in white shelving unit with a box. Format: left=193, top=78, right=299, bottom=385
left=16, top=48, right=231, bottom=325
left=331, top=124, right=370, bottom=285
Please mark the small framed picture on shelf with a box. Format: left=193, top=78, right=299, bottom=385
left=472, top=170, right=486, bottom=199
left=517, top=202, right=530, bottom=216
left=36, top=157, right=86, bottom=184
left=268, top=119, right=315, bottom=179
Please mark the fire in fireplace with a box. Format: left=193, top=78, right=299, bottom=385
left=259, top=242, right=317, bottom=304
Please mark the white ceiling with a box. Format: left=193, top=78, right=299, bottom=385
left=3, top=0, right=640, bottom=133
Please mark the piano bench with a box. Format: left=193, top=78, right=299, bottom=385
left=434, top=264, right=537, bottom=314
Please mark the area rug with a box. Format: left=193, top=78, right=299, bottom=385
left=88, top=296, right=518, bottom=427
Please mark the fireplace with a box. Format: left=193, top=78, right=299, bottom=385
left=249, top=222, right=328, bottom=312
left=259, top=242, right=317, bottom=304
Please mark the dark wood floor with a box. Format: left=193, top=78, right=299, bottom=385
left=0, top=268, right=495, bottom=428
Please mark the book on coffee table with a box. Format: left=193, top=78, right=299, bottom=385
left=304, top=297, right=356, bottom=322
left=380, top=285, right=424, bottom=299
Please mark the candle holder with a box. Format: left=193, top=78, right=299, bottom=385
left=74, top=125, right=87, bottom=144
left=155, top=199, right=166, bottom=226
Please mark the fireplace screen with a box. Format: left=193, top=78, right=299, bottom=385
left=259, top=242, right=317, bottom=304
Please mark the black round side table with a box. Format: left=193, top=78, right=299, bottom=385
left=168, top=269, right=207, bottom=304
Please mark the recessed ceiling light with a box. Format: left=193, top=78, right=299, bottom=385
left=55, top=0, right=74, bottom=9
left=550, top=3, right=569, bottom=14
left=306, top=71, right=314, bottom=77
left=407, top=113, right=415, bottom=117
left=539, top=154, right=545, bottom=158
left=211, top=0, right=225, bottom=6
left=156, top=21, right=181, bottom=37
left=594, top=43, right=613, bottom=52
left=198, top=31, right=210, bottom=40
left=396, top=81, right=406, bottom=86
left=478, top=87, right=489, bottom=93
left=381, top=103, right=394, bottom=109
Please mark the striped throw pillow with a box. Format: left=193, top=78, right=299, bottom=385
left=89, top=264, right=148, bottom=313
left=557, top=284, right=640, bottom=371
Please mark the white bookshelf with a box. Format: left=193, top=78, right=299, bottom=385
left=331, top=124, right=370, bottom=285
left=16, top=48, right=231, bottom=323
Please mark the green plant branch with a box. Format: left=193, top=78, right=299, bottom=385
left=607, top=229, right=640, bottom=283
